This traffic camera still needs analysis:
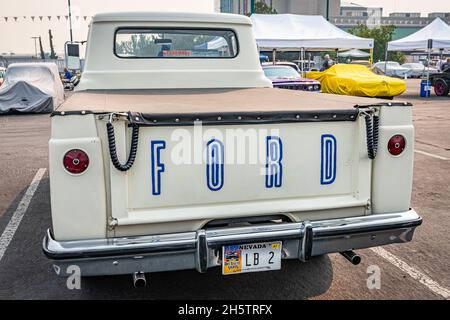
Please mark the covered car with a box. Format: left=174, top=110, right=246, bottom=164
left=401, top=62, right=439, bottom=78
left=306, top=64, right=406, bottom=98
left=262, top=64, right=321, bottom=92
left=0, top=63, right=64, bottom=113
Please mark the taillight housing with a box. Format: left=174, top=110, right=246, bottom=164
left=63, top=149, right=89, bottom=174
left=388, top=135, right=406, bottom=156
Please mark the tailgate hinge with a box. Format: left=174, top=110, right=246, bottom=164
left=108, top=218, right=118, bottom=230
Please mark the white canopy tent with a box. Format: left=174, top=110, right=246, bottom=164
left=338, top=49, right=370, bottom=58
left=387, top=18, right=450, bottom=95
left=250, top=14, right=374, bottom=50
left=387, top=18, right=450, bottom=52
left=195, top=36, right=228, bottom=50
left=250, top=14, right=374, bottom=74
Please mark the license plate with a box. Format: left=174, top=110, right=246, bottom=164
left=222, top=241, right=282, bottom=275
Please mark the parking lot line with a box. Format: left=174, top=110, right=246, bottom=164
left=0, top=168, right=46, bottom=263
left=370, top=247, right=450, bottom=299
left=414, top=149, right=449, bottom=161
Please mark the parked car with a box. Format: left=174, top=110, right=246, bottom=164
left=401, top=62, right=439, bottom=78
left=373, top=61, right=412, bottom=78
left=306, top=64, right=406, bottom=98
left=262, top=61, right=301, bottom=72
left=262, top=64, right=321, bottom=91
left=43, top=12, right=421, bottom=283
left=0, top=63, right=64, bottom=113
left=430, top=66, right=450, bottom=96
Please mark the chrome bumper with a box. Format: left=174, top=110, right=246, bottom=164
left=43, top=209, right=421, bottom=276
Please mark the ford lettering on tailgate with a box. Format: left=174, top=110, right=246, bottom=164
left=146, top=126, right=339, bottom=197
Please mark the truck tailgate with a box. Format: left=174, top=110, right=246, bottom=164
left=114, top=120, right=370, bottom=224
left=72, top=89, right=380, bottom=227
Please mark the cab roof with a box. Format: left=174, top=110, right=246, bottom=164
left=92, top=11, right=252, bottom=25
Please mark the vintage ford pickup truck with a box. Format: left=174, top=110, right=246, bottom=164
left=43, top=12, right=421, bottom=284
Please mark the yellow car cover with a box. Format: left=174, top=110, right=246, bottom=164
left=306, top=64, right=406, bottom=97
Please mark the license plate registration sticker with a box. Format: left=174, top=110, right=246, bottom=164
left=222, top=241, right=282, bottom=275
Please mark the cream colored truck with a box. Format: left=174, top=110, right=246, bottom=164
left=43, top=12, right=421, bottom=282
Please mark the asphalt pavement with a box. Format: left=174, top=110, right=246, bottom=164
left=0, top=80, right=449, bottom=299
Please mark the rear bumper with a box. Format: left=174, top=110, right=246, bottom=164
left=43, top=209, right=421, bottom=276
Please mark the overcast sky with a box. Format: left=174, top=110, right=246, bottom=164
left=0, top=0, right=215, bottom=55
left=0, top=0, right=449, bottom=55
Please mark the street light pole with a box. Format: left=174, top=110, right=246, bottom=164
left=31, top=36, right=39, bottom=58
left=250, top=0, right=255, bottom=14
left=68, top=0, right=73, bottom=42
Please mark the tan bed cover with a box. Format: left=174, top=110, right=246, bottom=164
left=57, top=88, right=403, bottom=114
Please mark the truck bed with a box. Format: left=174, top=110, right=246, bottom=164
left=56, top=88, right=400, bottom=114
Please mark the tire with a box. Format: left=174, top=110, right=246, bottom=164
left=434, top=79, right=449, bottom=96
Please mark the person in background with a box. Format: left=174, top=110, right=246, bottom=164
left=441, top=58, right=450, bottom=71
left=436, top=58, right=443, bottom=71
left=321, top=54, right=334, bottom=71
left=64, top=67, right=73, bottom=80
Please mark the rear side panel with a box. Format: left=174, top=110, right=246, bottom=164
left=371, top=105, right=414, bottom=213
left=49, top=115, right=107, bottom=241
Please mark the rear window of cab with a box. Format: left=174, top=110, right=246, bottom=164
left=114, top=28, right=238, bottom=58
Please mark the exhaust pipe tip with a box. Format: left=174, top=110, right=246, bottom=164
left=340, top=250, right=361, bottom=265
left=133, top=271, right=146, bottom=288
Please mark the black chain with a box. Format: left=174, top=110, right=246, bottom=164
left=365, top=113, right=379, bottom=160
left=106, top=121, right=139, bottom=171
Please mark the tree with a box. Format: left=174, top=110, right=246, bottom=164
left=255, top=1, right=277, bottom=14
left=38, top=36, right=45, bottom=60
left=48, top=29, right=57, bottom=59
left=347, top=24, right=406, bottom=63
left=246, top=1, right=277, bottom=15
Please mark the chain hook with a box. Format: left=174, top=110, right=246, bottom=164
left=108, top=113, right=115, bottom=124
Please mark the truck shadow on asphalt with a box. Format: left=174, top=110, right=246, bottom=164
left=82, top=255, right=333, bottom=299
left=0, top=178, right=333, bottom=300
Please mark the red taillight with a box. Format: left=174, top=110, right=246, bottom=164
left=63, top=149, right=89, bottom=174
left=388, top=135, right=406, bottom=156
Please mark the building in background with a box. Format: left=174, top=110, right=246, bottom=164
left=340, top=2, right=382, bottom=18
left=217, top=0, right=340, bottom=17
left=428, top=12, right=450, bottom=18
left=215, top=1, right=450, bottom=41
left=389, top=12, right=420, bottom=18
left=332, top=8, right=450, bottom=40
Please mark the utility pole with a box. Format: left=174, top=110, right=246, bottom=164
left=326, top=0, right=330, bottom=21
left=38, top=36, right=45, bottom=60
left=31, top=36, right=39, bottom=58
left=68, top=0, right=73, bottom=42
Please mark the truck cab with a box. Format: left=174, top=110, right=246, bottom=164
left=43, top=12, right=421, bottom=279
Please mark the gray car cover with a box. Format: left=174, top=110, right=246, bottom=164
left=0, top=81, right=53, bottom=114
